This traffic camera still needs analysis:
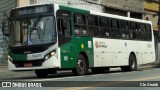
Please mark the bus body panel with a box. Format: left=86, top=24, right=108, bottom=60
left=59, top=5, right=94, bottom=69
left=93, top=38, right=155, bottom=67
left=59, top=37, right=94, bottom=69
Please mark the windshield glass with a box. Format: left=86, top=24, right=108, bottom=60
left=9, top=16, right=56, bottom=47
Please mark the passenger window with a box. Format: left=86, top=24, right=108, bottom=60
left=130, top=22, right=139, bottom=40
left=58, top=19, right=71, bottom=37
left=74, top=14, right=86, bottom=25
left=57, top=18, right=72, bottom=46
left=110, top=19, right=121, bottom=38
left=139, top=24, right=147, bottom=41
left=88, top=15, right=98, bottom=26
left=111, top=19, right=118, bottom=28
left=74, top=14, right=87, bottom=36
left=100, top=28, right=110, bottom=38
left=130, top=22, right=136, bottom=30
left=121, top=21, right=130, bottom=39
left=139, top=24, right=145, bottom=32
left=121, top=21, right=129, bottom=30
left=100, top=17, right=109, bottom=27
left=87, top=15, right=99, bottom=37
left=146, top=24, right=152, bottom=41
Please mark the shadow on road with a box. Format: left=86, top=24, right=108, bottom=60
left=1, top=69, right=126, bottom=80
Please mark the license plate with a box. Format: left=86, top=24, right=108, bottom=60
left=24, top=63, right=32, bottom=67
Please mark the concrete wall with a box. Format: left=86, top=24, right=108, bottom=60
left=101, top=0, right=144, bottom=12
left=144, top=1, right=159, bottom=31
left=101, top=0, right=144, bottom=18
left=17, top=0, right=30, bottom=7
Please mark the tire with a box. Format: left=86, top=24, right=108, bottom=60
left=91, top=67, right=109, bottom=74
left=72, top=54, right=87, bottom=76
left=121, top=54, right=137, bottom=71
left=35, top=70, right=48, bottom=78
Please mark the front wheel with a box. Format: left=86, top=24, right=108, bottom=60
left=72, top=55, right=87, bottom=76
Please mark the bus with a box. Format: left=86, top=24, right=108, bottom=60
left=2, top=4, right=155, bottom=78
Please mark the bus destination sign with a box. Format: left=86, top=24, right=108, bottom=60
left=11, top=5, right=53, bottom=17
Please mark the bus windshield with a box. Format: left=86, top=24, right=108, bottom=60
left=9, top=16, right=56, bottom=47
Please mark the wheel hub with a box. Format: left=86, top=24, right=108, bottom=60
left=78, top=60, right=84, bottom=71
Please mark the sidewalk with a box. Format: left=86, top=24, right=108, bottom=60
left=0, top=65, right=9, bottom=73
left=138, top=61, right=160, bottom=69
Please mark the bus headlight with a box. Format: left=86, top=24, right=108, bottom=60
left=45, top=50, right=56, bottom=60
left=51, top=51, right=56, bottom=56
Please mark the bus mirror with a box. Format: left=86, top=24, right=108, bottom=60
left=2, top=19, right=10, bottom=36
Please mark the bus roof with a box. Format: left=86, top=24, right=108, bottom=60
left=12, top=4, right=151, bottom=24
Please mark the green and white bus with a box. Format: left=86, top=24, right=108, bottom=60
left=2, top=4, right=155, bottom=78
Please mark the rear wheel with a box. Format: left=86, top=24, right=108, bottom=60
left=121, top=54, right=137, bottom=71
left=72, top=54, right=87, bottom=76
left=35, top=70, right=48, bottom=78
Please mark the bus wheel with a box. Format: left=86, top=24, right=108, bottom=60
left=72, top=54, right=87, bottom=76
left=121, top=54, right=137, bottom=71
left=35, top=70, right=48, bottom=78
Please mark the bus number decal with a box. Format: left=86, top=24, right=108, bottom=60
left=88, top=41, right=92, bottom=48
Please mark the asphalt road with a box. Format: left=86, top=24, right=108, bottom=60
left=0, top=66, right=160, bottom=90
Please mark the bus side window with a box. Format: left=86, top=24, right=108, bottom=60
left=58, top=18, right=71, bottom=37
left=62, top=19, right=71, bottom=37
left=57, top=18, right=72, bottom=46
left=121, top=20, right=130, bottom=39
left=99, top=17, right=110, bottom=38
left=74, top=13, right=87, bottom=36
left=139, top=23, right=146, bottom=41
left=146, top=24, right=152, bottom=41
left=130, top=22, right=138, bottom=40
left=111, top=19, right=120, bottom=38
left=87, top=15, right=99, bottom=37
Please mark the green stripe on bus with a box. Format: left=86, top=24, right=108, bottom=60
left=9, top=52, right=27, bottom=61
left=59, top=5, right=90, bottom=14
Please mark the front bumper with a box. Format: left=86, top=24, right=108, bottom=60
left=8, top=56, right=61, bottom=71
